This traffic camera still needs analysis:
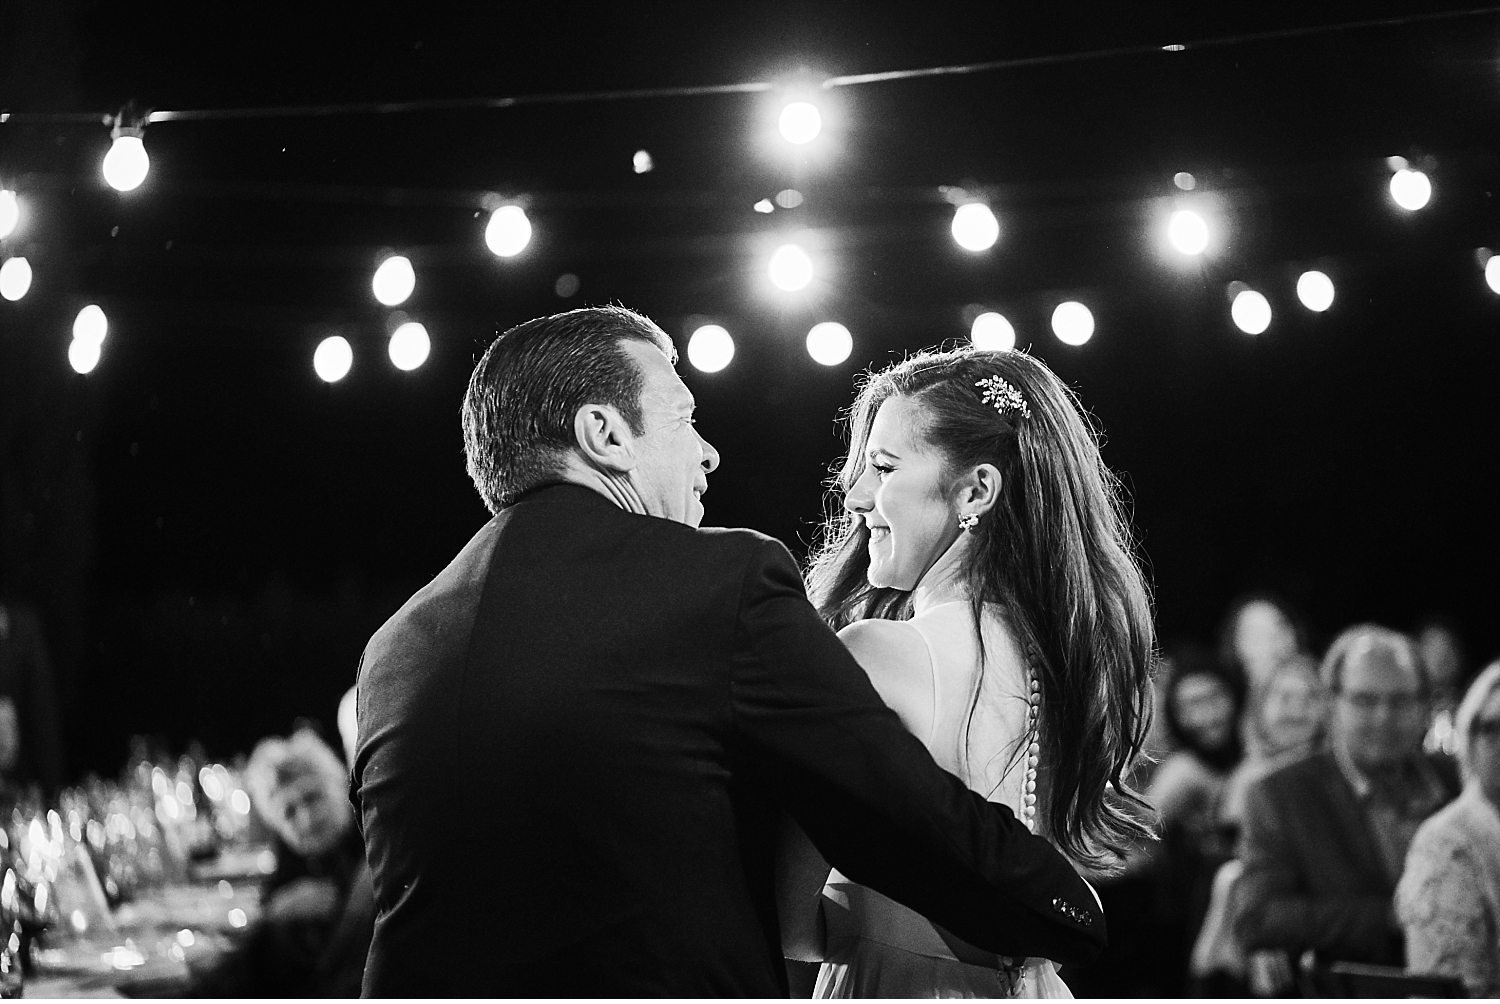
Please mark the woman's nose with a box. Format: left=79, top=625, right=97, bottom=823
left=844, top=469, right=873, bottom=515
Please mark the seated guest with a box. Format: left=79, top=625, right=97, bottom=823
left=1396, top=661, right=1500, bottom=997
left=186, top=728, right=373, bottom=998
left=1220, top=653, right=1327, bottom=833
left=1234, top=625, right=1458, bottom=988
left=1144, top=650, right=1245, bottom=995
left=1191, top=654, right=1327, bottom=996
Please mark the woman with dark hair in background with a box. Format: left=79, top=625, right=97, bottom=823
left=778, top=346, right=1156, bottom=998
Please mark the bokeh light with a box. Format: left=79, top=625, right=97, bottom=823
left=687, top=324, right=735, bottom=373
left=0, top=256, right=33, bottom=301
left=952, top=204, right=1000, bottom=252
left=485, top=205, right=532, bottom=258
left=388, top=321, right=430, bottom=371
left=0, top=189, right=18, bottom=238
left=1389, top=168, right=1432, bottom=211
left=806, top=321, right=852, bottom=366
left=632, top=150, right=654, bottom=174
left=102, top=133, right=149, bottom=192
left=1173, top=172, right=1197, bottom=191
left=68, top=337, right=102, bottom=375
left=371, top=255, right=415, bottom=306
left=1231, top=288, right=1273, bottom=334
left=1051, top=301, right=1094, bottom=346
left=768, top=243, right=813, bottom=291
left=313, top=335, right=354, bottom=383
left=970, top=312, right=1016, bottom=351
left=72, top=304, right=108, bottom=345
left=778, top=101, right=822, bottom=145
left=1486, top=254, right=1500, bottom=295
left=1295, top=270, right=1335, bottom=312
left=1167, top=209, right=1210, bottom=256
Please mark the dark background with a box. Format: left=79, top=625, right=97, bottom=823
left=3, top=2, right=1498, bottom=779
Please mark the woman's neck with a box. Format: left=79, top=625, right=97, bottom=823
left=912, top=534, right=971, bottom=614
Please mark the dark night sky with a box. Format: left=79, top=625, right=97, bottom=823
left=3, top=2, right=1499, bottom=777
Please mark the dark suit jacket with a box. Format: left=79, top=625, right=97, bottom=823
left=1234, top=749, right=1458, bottom=965
left=352, top=483, right=1103, bottom=997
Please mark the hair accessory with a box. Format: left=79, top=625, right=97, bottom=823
left=958, top=513, right=979, bottom=532
left=975, top=375, right=1031, bottom=420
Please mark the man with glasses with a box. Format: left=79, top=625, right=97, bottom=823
left=1233, top=624, right=1459, bottom=986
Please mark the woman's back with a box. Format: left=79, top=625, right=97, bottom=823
left=817, top=599, right=1070, bottom=998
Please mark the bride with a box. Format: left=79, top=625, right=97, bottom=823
left=780, top=347, right=1157, bottom=998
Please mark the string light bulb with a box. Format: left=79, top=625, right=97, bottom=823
left=1051, top=301, right=1094, bottom=346
left=1389, top=167, right=1431, bottom=211
left=72, top=304, right=108, bottom=345
left=0, top=256, right=32, bottom=301
left=1296, top=270, right=1335, bottom=312
left=687, top=324, right=735, bottom=373
left=372, top=255, right=415, bottom=306
left=485, top=205, right=532, bottom=258
left=388, top=321, right=430, bottom=371
left=0, top=189, right=19, bottom=239
left=778, top=101, right=822, bottom=145
left=970, top=312, right=1016, bottom=351
left=313, top=335, right=353, bottom=383
left=951, top=203, right=1000, bottom=252
left=806, top=321, right=852, bottom=366
left=102, top=112, right=150, bottom=192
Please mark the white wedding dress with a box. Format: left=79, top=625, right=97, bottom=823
left=813, top=559, right=1074, bottom=999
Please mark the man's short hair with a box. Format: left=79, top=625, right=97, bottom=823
left=462, top=305, right=676, bottom=514
left=1319, top=623, right=1429, bottom=698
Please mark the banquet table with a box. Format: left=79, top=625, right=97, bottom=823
left=18, top=848, right=271, bottom=999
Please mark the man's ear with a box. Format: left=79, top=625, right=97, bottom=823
left=573, top=403, right=637, bottom=473
left=956, top=463, right=1003, bottom=516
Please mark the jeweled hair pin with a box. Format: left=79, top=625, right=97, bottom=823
left=975, top=374, right=1031, bottom=420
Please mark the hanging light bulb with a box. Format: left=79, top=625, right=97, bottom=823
left=102, top=114, right=150, bottom=192
left=1389, top=168, right=1431, bottom=212
left=951, top=204, right=1000, bottom=252
left=313, top=336, right=354, bottom=383
left=0, top=189, right=19, bottom=239
left=388, top=321, right=431, bottom=371
left=0, top=256, right=32, bottom=301
left=372, top=255, right=415, bottom=306
left=73, top=304, right=108, bottom=345
left=485, top=205, right=531, bottom=258
left=778, top=101, right=822, bottom=145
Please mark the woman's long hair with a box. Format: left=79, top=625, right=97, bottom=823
left=805, top=347, right=1158, bottom=869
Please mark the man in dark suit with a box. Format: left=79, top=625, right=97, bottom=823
left=352, top=305, right=1104, bottom=997
left=1234, top=624, right=1458, bottom=986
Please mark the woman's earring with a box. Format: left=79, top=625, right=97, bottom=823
left=958, top=513, right=979, bottom=532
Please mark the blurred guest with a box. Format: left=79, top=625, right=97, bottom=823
left=0, top=595, right=64, bottom=796
left=1216, top=591, right=1310, bottom=696
left=1416, top=616, right=1468, bottom=757
left=1144, top=650, right=1245, bottom=994
left=1220, top=653, right=1327, bottom=832
left=1234, top=625, right=1458, bottom=990
left=1191, top=654, right=1328, bottom=996
left=186, top=728, right=372, bottom=998
left=1396, top=661, right=1500, bottom=997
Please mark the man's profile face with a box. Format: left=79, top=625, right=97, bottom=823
left=621, top=340, right=719, bottom=527
left=1331, top=641, right=1427, bottom=773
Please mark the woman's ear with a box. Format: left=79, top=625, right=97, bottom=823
left=956, top=463, right=1003, bottom=516
left=573, top=403, right=637, bottom=474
